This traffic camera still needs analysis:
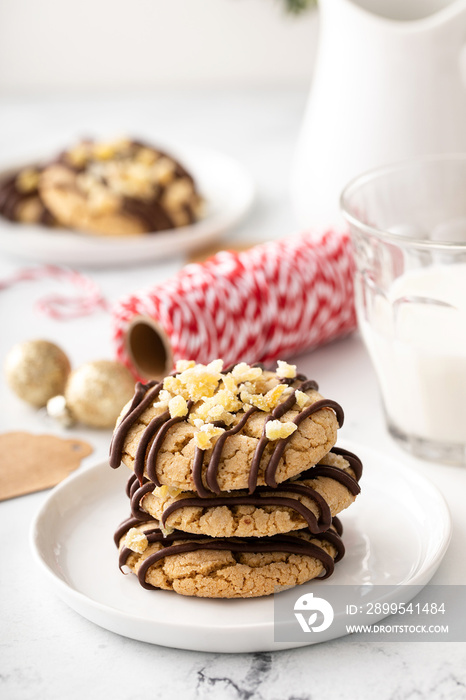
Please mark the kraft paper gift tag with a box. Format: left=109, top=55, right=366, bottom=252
left=0, top=431, right=93, bottom=500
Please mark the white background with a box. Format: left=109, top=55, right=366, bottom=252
left=1, top=1, right=466, bottom=698
left=0, top=0, right=319, bottom=92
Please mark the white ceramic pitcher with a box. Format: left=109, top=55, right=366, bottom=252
left=290, top=0, right=466, bottom=227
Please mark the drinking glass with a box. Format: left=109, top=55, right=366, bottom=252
left=341, top=155, right=466, bottom=465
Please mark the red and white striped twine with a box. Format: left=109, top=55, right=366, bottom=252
left=113, top=229, right=357, bottom=379
left=0, top=265, right=109, bottom=319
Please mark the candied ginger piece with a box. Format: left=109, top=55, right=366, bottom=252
left=153, top=484, right=182, bottom=499
left=153, top=389, right=172, bottom=408
left=168, top=395, right=188, bottom=418
left=194, top=423, right=225, bottom=450
left=265, top=419, right=297, bottom=441
left=160, top=524, right=175, bottom=536
left=67, top=144, right=90, bottom=168
left=221, top=374, right=238, bottom=393
left=16, top=168, right=40, bottom=193
left=174, top=361, right=224, bottom=401
left=206, top=359, right=224, bottom=374
left=276, top=361, right=297, bottom=379
left=175, top=359, right=196, bottom=372
left=125, top=528, right=148, bottom=553
left=193, top=390, right=242, bottom=424
left=93, top=141, right=118, bottom=161
left=205, top=404, right=225, bottom=421
left=295, top=390, right=311, bottom=409
left=190, top=417, right=205, bottom=429
left=231, top=362, right=263, bottom=384
left=163, top=375, right=190, bottom=399
left=241, top=384, right=286, bottom=412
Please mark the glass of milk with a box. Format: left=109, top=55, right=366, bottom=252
left=341, top=155, right=466, bottom=464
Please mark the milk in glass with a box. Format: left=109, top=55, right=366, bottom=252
left=359, top=264, right=466, bottom=445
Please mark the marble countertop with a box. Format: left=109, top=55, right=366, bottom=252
left=1, top=90, right=465, bottom=700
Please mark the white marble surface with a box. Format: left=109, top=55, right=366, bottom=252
left=1, top=90, right=465, bottom=700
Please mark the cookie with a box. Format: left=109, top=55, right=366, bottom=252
left=115, top=516, right=345, bottom=598
left=39, top=138, right=203, bottom=237
left=0, top=167, right=55, bottom=225
left=109, top=360, right=344, bottom=494
left=126, top=448, right=362, bottom=538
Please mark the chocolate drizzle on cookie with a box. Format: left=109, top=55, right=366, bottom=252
left=0, top=170, right=55, bottom=225
left=159, top=484, right=333, bottom=533
left=121, top=196, right=175, bottom=232
left=328, top=446, right=363, bottom=481
left=145, top=401, right=194, bottom=486
left=247, top=378, right=318, bottom=493
left=0, top=175, right=24, bottom=220
left=115, top=516, right=345, bottom=588
left=204, top=406, right=257, bottom=495
left=109, top=368, right=344, bottom=495
left=109, top=379, right=160, bottom=468
left=125, top=445, right=361, bottom=535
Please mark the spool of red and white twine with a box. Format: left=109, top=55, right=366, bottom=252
left=112, top=229, right=357, bottom=381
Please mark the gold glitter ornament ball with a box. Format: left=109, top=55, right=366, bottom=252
left=65, top=360, right=135, bottom=428
left=5, top=340, right=71, bottom=407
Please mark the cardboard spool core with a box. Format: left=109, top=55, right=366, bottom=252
left=124, top=244, right=256, bottom=380
left=126, top=317, right=173, bottom=380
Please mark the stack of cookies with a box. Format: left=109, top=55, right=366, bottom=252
left=110, top=360, right=362, bottom=599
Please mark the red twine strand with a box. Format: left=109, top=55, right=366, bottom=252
left=0, top=265, right=109, bottom=320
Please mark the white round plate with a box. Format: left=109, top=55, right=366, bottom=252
left=31, top=441, right=451, bottom=653
left=0, top=146, right=254, bottom=266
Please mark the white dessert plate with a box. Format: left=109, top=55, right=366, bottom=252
left=0, top=145, right=254, bottom=266
left=30, top=441, right=451, bottom=653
